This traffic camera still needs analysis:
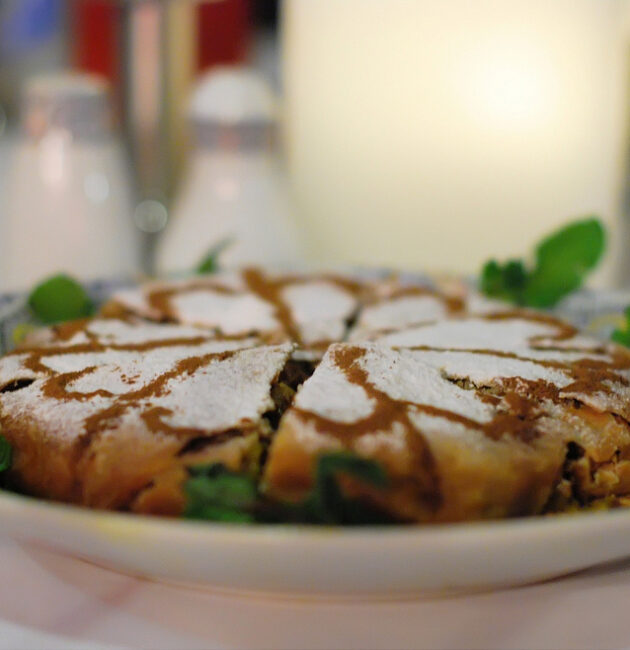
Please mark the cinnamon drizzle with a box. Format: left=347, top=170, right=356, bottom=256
left=294, top=346, right=444, bottom=510
left=242, top=268, right=303, bottom=344
left=146, top=278, right=238, bottom=322
left=397, top=336, right=630, bottom=418
left=241, top=267, right=368, bottom=347
left=367, top=284, right=465, bottom=315
left=296, top=343, right=547, bottom=447
left=0, top=322, right=258, bottom=460
left=287, top=323, right=630, bottom=511
left=5, top=269, right=630, bottom=519
left=133, top=268, right=367, bottom=350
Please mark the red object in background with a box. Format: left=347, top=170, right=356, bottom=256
left=197, top=0, right=251, bottom=71
left=71, top=0, right=119, bottom=84
left=71, top=0, right=251, bottom=81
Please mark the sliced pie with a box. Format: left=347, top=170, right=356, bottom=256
left=3, top=269, right=630, bottom=524
left=0, top=317, right=293, bottom=515
left=264, top=312, right=630, bottom=521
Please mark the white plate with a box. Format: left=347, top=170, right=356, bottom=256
left=1, top=489, right=630, bottom=597
left=2, top=283, right=630, bottom=597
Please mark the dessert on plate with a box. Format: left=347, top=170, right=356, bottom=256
left=1, top=268, right=630, bottom=523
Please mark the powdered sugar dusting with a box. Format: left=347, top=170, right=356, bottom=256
left=372, top=317, right=561, bottom=353
left=356, top=344, right=495, bottom=424
left=0, top=353, right=41, bottom=388
left=52, top=339, right=255, bottom=395
left=0, top=318, right=293, bottom=443
left=109, top=286, right=161, bottom=320
left=464, top=291, right=511, bottom=315
left=294, top=352, right=376, bottom=423
left=294, top=343, right=495, bottom=426
left=410, top=349, right=572, bottom=388
left=109, top=271, right=364, bottom=350
left=1, top=382, right=113, bottom=443
left=169, top=291, right=281, bottom=334
left=281, top=281, right=358, bottom=345
left=85, top=319, right=214, bottom=346
left=156, top=346, right=292, bottom=431
left=351, top=295, right=449, bottom=339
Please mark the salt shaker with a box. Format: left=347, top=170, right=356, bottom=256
left=0, top=73, right=139, bottom=292
left=156, top=66, right=302, bottom=274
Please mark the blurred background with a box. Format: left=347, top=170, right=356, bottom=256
left=0, top=0, right=629, bottom=291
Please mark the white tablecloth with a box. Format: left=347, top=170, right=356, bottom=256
left=2, top=536, right=630, bottom=650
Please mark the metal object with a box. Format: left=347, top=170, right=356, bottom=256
left=117, top=0, right=211, bottom=271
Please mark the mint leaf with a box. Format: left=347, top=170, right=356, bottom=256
left=612, top=307, right=630, bottom=347
left=182, top=452, right=391, bottom=525
left=184, top=464, right=257, bottom=523
left=0, top=435, right=12, bottom=474
left=28, top=274, right=94, bottom=324
left=481, top=259, right=527, bottom=303
left=303, top=452, right=389, bottom=524
left=523, top=218, right=605, bottom=308
left=480, top=217, right=606, bottom=308
left=196, top=239, right=233, bottom=275
left=536, top=218, right=605, bottom=272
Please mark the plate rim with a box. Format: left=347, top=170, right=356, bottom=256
left=4, top=279, right=630, bottom=593
left=2, top=485, right=630, bottom=544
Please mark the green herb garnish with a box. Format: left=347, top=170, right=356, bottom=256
left=481, top=217, right=606, bottom=308
left=183, top=452, right=390, bottom=525
left=184, top=464, right=258, bottom=523
left=28, top=274, right=94, bottom=324
left=295, top=451, right=389, bottom=524
left=196, top=238, right=233, bottom=275
left=0, top=435, right=12, bottom=474
left=612, top=307, right=630, bottom=347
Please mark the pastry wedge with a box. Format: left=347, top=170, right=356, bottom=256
left=0, top=317, right=293, bottom=515
left=265, top=312, right=630, bottom=521
left=103, top=269, right=367, bottom=360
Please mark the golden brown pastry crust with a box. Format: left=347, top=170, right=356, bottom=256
left=4, top=272, right=630, bottom=524
left=264, top=312, right=630, bottom=522
left=0, top=317, right=291, bottom=515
